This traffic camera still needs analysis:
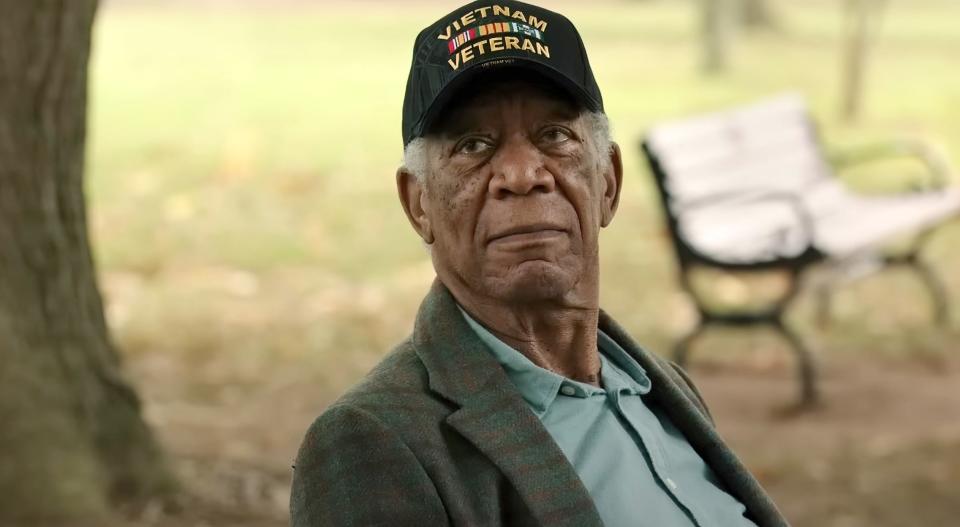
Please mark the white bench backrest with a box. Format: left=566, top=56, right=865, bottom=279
left=646, top=93, right=833, bottom=211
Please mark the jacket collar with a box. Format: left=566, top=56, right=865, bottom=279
left=412, top=280, right=605, bottom=527
left=411, top=280, right=504, bottom=406
left=411, top=280, right=667, bottom=413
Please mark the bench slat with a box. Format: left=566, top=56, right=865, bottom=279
left=643, top=92, right=960, bottom=264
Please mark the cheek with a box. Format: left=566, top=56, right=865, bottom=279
left=439, top=179, right=479, bottom=218
left=549, top=161, right=604, bottom=225
left=431, top=172, right=487, bottom=237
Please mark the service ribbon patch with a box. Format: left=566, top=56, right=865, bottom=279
left=448, top=22, right=544, bottom=54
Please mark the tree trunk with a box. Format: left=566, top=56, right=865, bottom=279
left=840, top=0, right=884, bottom=122
left=702, top=0, right=735, bottom=74
left=0, top=0, right=175, bottom=524
left=740, top=0, right=779, bottom=31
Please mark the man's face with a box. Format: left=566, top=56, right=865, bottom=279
left=398, top=79, right=622, bottom=304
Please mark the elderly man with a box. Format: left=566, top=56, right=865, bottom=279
left=291, top=1, right=787, bottom=526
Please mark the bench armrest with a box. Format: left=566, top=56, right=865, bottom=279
left=828, top=138, right=954, bottom=191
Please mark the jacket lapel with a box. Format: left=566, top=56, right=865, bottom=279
left=413, top=280, right=604, bottom=527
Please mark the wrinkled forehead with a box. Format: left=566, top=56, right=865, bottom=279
left=427, top=69, right=584, bottom=138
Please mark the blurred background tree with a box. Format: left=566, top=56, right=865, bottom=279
left=0, top=0, right=174, bottom=523
left=841, top=0, right=888, bottom=121
left=740, top=0, right=779, bottom=30
left=701, top=0, right=735, bottom=73
left=701, top=0, right=887, bottom=123
left=701, top=0, right=780, bottom=74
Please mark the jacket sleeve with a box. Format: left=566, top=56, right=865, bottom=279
left=290, top=403, right=449, bottom=527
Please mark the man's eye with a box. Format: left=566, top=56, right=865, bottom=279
left=455, top=138, right=492, bottom=155
left=541, top=127, right=572, bottom=144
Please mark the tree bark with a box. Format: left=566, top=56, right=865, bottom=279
left=0, top=0, right=175, bottom=523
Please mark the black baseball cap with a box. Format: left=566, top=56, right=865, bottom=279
left=401, top=0, right=604, bottom=146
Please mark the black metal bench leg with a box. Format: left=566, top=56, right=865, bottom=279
left=910, top=258, right=950, bottom=326
left=772, top=320, right=819, bottom=406
left=815, top=284, right=832, bottom=329
left=673, top=321, right=708, bottom=368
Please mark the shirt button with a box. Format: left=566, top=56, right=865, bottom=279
left=665, top=478, right=679, bottom=491
left=560, top=385, right=576, bottom=396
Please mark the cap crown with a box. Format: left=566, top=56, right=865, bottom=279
left=402, top=0, right=604, bottom=145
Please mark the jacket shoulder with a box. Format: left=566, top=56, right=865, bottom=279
left=290, top=339, right=454, bottom=525
left=317, top=338, right=454, bottom=442
left=337, top=338, right=446, bottom=405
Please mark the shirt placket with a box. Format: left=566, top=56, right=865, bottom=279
left=610, top=389, right=708, bottom=527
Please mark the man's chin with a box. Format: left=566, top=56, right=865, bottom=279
left=486, top=260, right=577, bottom=303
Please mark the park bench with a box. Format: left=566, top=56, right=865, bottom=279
left=640, top=93, right=960, bottom=405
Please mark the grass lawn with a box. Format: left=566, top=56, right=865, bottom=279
left=89, top=0, right=960, bottom=367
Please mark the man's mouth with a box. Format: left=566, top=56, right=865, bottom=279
left=488, top=224, right=567, bottom=245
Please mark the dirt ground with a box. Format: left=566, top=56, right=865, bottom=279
left=114, top=344, right=960, bottom=527
left=696, top=356, right=960, bottom=527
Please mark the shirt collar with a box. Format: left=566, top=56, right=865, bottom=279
left=597, top=330, right=652, bottom=395
left=458, top=306, right=652, bottom=416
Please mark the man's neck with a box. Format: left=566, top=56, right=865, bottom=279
left=450, top=284, right=603, bottom=387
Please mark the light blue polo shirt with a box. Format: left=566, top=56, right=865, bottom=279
left=459, top=308, right=757, bottom=527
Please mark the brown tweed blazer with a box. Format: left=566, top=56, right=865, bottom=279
left=290, top=280, right=788, bottom=526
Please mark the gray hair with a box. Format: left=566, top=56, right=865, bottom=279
left=402, top=111, right=612, bottom=182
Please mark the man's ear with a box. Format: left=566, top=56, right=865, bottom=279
left=600, top=142, right=623, bottom=227
left=396, top=167, right=434, bottom=244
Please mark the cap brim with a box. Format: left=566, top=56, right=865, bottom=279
left=412, top=57, right=603, bottom=141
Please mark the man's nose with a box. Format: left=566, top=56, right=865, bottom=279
left=488, top=136, right=555, bottom=198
